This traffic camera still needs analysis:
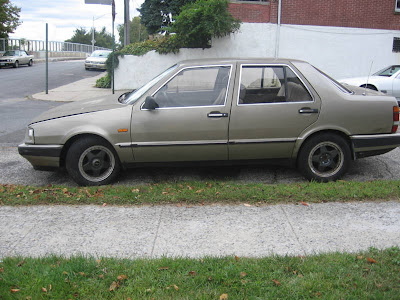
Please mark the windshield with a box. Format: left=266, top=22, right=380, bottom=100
left=3, top=51, right=17, bottom=56
left=122, top=64, right=178, bottom=104
left=90, top=51, right=111, bottom=57
left=373, top=65, right=400, bottom=77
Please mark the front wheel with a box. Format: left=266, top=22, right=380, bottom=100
left=28, top=59, right=33, bottom=66
left=13, top=60, right=19, bottom=68
left=66, top=136, right=120, bottom=186
left=297, top=134, right=351, bottom=182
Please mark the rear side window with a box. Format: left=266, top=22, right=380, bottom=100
left=239, top=65, right=312, bottom=104
left=153, top=66, right=231, bottom=108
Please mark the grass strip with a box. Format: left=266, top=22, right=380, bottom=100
left=1, top=180, right=400, bottom=206
left=1, top=247, right=399, bottom=299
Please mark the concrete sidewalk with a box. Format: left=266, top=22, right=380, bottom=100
left=30, top=73, right=123, bottom=102
left=1, top=202, right=399, bottom=258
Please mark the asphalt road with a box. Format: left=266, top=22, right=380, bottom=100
left=0, top=60, right=103, bottom=101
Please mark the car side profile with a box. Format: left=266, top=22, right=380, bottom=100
left=19, top=58, right=400, bottom=186
left=0, top=50, right=34, bottom=68
left=339, top=65, right=400, bottom=101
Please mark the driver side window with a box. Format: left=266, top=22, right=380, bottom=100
left=153, top=66, right=231, bottom=108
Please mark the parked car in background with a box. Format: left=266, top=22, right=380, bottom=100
left=85, top=50, right=112, bottom=70
left=19, top=58, right=400, bottom=186
left=0, top=50, right=34, bottom=68
left=339, top=65, right=400, bottom=101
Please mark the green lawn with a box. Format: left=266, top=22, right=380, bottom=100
left=1, top=180, right=400, bottom=206
left=1, top=247, right=399, bottom=299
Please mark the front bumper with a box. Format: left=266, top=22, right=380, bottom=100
left=0, top=61, right=14, bottom=67
left=85, top=62, right=107, bottom=70
left=18, top=143, right=63, bottom=170
left=351, top=133, right=400, bottom=158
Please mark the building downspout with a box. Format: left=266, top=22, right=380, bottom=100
left=274, top=0, right=282, bottom=58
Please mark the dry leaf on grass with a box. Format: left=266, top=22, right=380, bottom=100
left=300, top=201, right=309, bottom=206
left=240, top=272, right=247, bottom=278
left=41, top=287, right=47, bottom=293
left=10, top=289, right=20, bottom=293
left=158, top=266, right=169, bottom=271
left=272, top=279, right=281, bottom=286
left=220, top=294, right=228, bottom=300
left=117, top=274, right=128, bottom=281
left=109, top=281, right=119, bottom=292
left=234, top=256, right=240, bottom=262
left=243, top=203, right=252, bottom=207
left=188, top=271, right=197, bottom=276
left=367, top=257, right=377, bottom=264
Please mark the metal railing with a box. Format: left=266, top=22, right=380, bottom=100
left=0, top=38, right=110, bottom=53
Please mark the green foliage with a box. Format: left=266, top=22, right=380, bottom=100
left=0, top=0, right=21, bottom=39
left=95, top=73, right=111, bottom=89
left=172, top=0, right=241, bottom=48
left=65, top=27, right=113, bottom=49
left=138, top=0, right=195, bottom=34
left=117, top=16, right=149, bottom=45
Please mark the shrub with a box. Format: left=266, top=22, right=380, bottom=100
left=95, top=73, right=111, bottom=88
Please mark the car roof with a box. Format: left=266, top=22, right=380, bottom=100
left=177, top=58, right=307, bottom=66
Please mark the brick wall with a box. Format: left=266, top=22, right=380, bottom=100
left=280, top=0, right=400, bottom=30
left=229, top=0, right=400, bottom=30
left=228, top=1, right=271, bottom=23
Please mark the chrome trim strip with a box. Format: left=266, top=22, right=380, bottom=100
left=229, top=138, right=297, bottom=144
left=237, top=63, right=315, bottom=106
left=141, top=64, right=233, bottom=111
left=19, top=143, right=63, bottom=149
left=350, top=133, right=400, bottom=139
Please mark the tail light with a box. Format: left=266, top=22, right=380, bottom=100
left=392, top=106, right=399, bottom=133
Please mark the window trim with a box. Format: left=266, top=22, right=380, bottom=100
left=396, top=0, right=400, bottom=13
left=237, top=63, right=314, bottom=106
left=140, top=64, right=233, bottom=110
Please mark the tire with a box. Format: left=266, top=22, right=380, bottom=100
left=360, top=84, right=377, bottom=91
left=13, top=60, right=19, bottom=68
left=66, top=136, right=120, bottom=186
left=28, top=59, right=33, bottom=66
left=297, top=133, right=351, bottom=182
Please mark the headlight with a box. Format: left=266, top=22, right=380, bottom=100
left=7, top=59, right=12, bottom=62
left=26, top=127, right=35, bottom=144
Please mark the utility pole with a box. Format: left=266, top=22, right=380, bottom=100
left=124, top=0, right=130, bottom=46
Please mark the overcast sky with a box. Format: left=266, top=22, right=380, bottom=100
left=10, top=0, right=144, bottom=42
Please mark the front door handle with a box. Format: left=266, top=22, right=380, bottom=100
left=208, top=111, right=228, bottom=118
left=299, top=108, right=319, bottom=114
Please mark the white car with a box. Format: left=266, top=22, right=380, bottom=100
left=85, top=50, right=112, bottom=70
left=339, top=65, right=400, bottom=100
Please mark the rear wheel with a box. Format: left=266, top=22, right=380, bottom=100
left=66, top=136, right=120, bottom=186
left=297, top=133, right=351, bottom=182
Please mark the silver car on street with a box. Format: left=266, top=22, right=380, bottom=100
left=19, top=58, right=400, bottom=186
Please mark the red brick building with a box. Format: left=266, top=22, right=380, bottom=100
left=229, top=0, right=400, bottom=31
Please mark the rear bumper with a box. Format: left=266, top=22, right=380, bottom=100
left=351, top=133, right=400, bottom=158
left=18, top=143, right=63, bottom=169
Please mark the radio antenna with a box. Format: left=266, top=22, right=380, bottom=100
left=363, top=61, right=374, bottom=96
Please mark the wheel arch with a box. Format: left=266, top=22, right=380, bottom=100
left=359, top=83, right=378, bottom=91
left=293, top=129, right=354, bottom=165
left=60, top=133, right=115, bottom=168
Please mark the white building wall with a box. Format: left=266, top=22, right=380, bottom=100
left=114, top=23, right=400, bottom=90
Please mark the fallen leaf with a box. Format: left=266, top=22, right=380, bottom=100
left=241, top=279, right=248, bottom=284
left=188, top=271, right=197, bottom=276
left=173, top=284, right=179, bottom=291
left=62, top=271, right=69, bottom=275
left=131, top=189, right=140, bottom=193
left=240, top=272, right=247, bottom=278
left=62, top=188, right=68, bottom=193
left=145, top=289, right=151, bottom=293
left=300, top=201, right=309, bottom=206
left=162, top=191, right=168, bottom=195
left=96, top=259, right=101, bottom=264
left=41, top=287, right=47, bottom=293
left=272, top=279, right=281, bottom=286
left=195, top=189, right=203, bottom=193
left=243, top=203, right=252, bottom=207
left=235, top=256, right=240, bottom=262
left=26, top=296, right=32, bottom=300
left=48, top=284, right=52, bottom=291
left=117, top=274, right=128, bottom=281
left=0, top=267, right=3, bottom=273
left=187, top=186, right=194, bottom=190
left=10, top=288, right=20, bottom=293
left=109, top=281, right=119, bottom=292
left=158, top=267, right=169, bottom=271
left=98, top=274, right=104, bottom=279
left=17, top=260, right=25, bottom=267
left=367, top=257, right=377, bottom=264
left=220, top=294, right=228, bottom=300
left=79, top=272, right=85, bottom=276
left=208, top=276, right=213, bottom=281
left=356, top=256, right=364, bottom=260
left=102, top=203, right=107, bottom=207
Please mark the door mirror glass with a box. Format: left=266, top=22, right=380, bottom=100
left=142, top=96, right=159, bottom=110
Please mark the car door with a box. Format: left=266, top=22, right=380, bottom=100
left=229, top=63, right=321, bottom=160
left=130, top=64, right=234, bottom=162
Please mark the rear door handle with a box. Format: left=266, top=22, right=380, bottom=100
left=208, top=111, right=228, bottom=118
left=299, top=108, right=319, bottom=114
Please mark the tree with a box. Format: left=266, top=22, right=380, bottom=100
left=0, top=0, right=21, bottom=39
left=65, top=27, right=113, bottom=49
left=117, top=16, right=149, bottom=45
left=138, top=0, right=195, bottom=35
left=172, top=0, right=241, bottom=48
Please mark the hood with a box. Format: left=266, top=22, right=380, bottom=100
left=86, top=57, right=107, bottom=63
left=0, top=56, right=16, bottom=60
left=339, top=75, right=382, bottom=86
left=31, top=93, right=124, bottom=124
left=345, top=85, right=384, bottom=96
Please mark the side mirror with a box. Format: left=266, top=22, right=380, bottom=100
left=142, top=96, right=159, bottom=110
